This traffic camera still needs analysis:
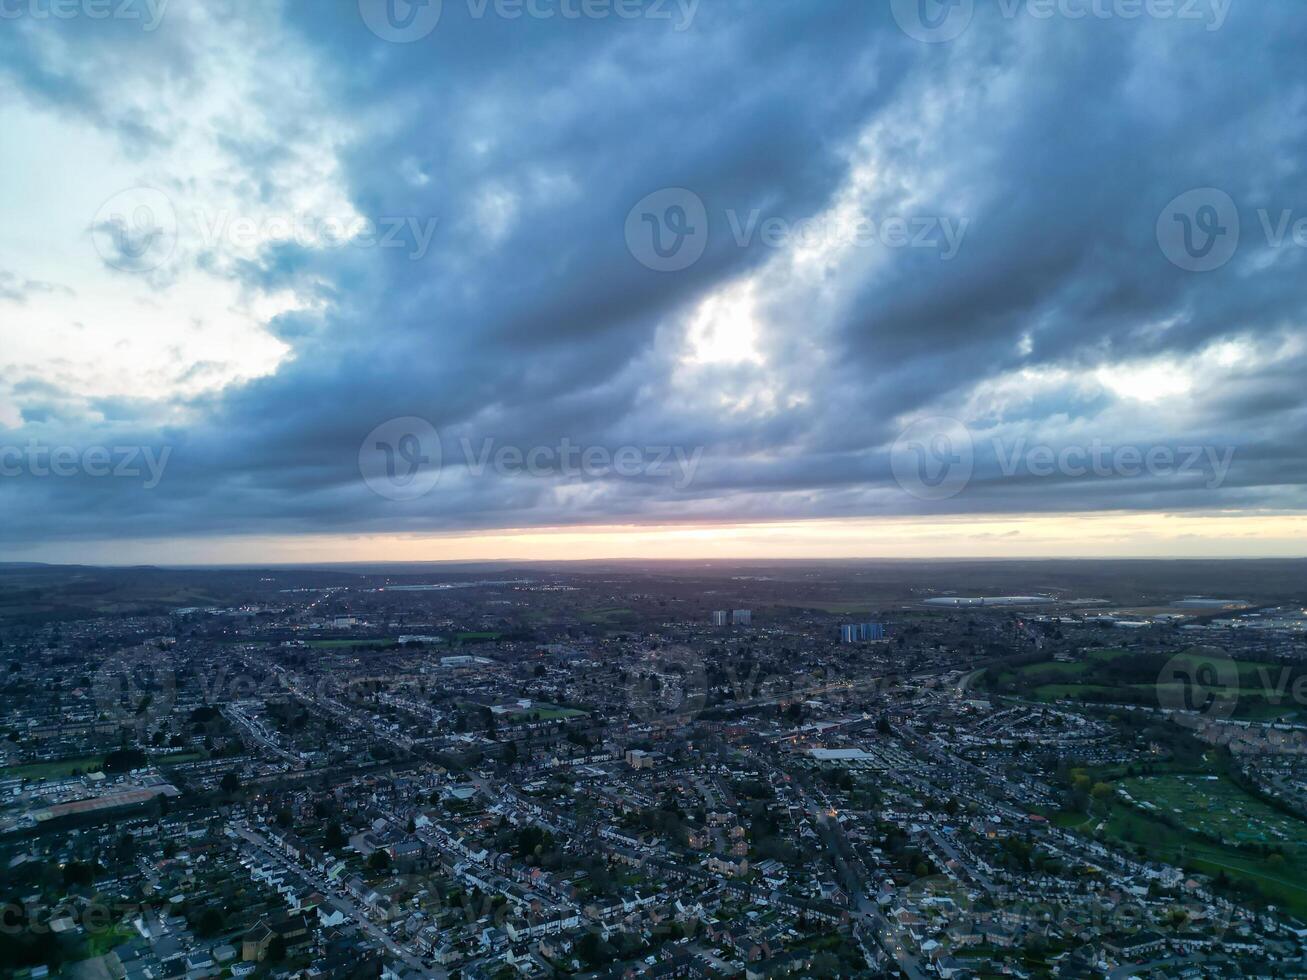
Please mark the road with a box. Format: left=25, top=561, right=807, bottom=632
left=222, top=701, right=302, bottom=766
left=788, top=771, right=929, bottom=980
left=230, top=820, right=441, bottom=976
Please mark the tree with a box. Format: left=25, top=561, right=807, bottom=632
left=368, top=849, right=391, bottom=871
left=324, top=821, right=347, bottom=850
left=219, top=772, right=241, bottom=794
left=197, top=906, right=225, bottom=937
left=103, top=748, right=147, bottom=773
left=1090, top=782, right=1115, bottom=814
left=267, top=935, right=287, bottom=961
left=810, top=951, right=840, bottom=977
left=62, top=861, right=95, bottom=888
left=575, top=931, right=607, bottom=967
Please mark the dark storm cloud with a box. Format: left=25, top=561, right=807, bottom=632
left=832, top=8, right=1307, bottom=415
left=1, top=0, right=1306, bottom=548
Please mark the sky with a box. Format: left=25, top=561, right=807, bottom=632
left=1, top=0, right=1305, bottom=564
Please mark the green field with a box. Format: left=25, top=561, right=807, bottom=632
left=535, top=706, right=587, bottom=720
left=993, top=647, right=1306, bottom=721
left=1160, top=649, right=1284, bottom=687
left=1063, top=806, right=1307, bottom=918
left=0, top=755, right=105, bottom=779
left=1062, top=773, right=1307, bottom=917
left=993, top=653, right=1121, bottom=690
left=2, top=748, right=206, bottom=780
left=1025, top=660, right=1094, bottom=678
left=1030, top=683, right=1120, bottom=701
left=1120, top=774, right=1307, bottom=853
left=504, top=703, right=587, bottom=721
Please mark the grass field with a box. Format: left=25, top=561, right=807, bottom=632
left=1084, top=647, right=1130, bottom=660
left=535, top=706, right=587, bottom=720
left=82, top=923, right=138, bottom=959
left=1120, top=774, right=1307, bottom=854
left=1061, top=804, right=1307, bottom=917
left=2, top=748, right=206, bottom=780
left=1063, top=772, right=1307, bottom=917
left=0, top=755, right=105, bottom=779
left=503, top=703, right=587, bottom=720
left=1030, top=683, right=1121, bottom=700
left=993, top=652, right=1127, bottom=689
left=1025, top=660, right=1094, bottom=678
left=1160, top=649, right=1284, bottom=687
left=997, top=647, right=1306, bottom=720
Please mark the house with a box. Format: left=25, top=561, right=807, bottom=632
left=745, top=950, right=813, bottom=980
left=1103, top=930, right=1166, bottom=960
left=707, top=855, right=748, bottom=877
left=389, top=838, right=427, bottom=872
left=724, top=926, right=770, bottom=962
left=771, top=893, right=848, bottom=928
left=537, top=935, right=572, bottom=961
left=318, top=905, right=347, bottom=928
left=241, top=921, right=275, bottom=962
left=185, top=950, right=215, bottom=972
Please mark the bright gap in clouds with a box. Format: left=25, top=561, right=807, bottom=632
left=683, top=280, right=763, bottom=365
left=1095, top=359, right=1194, bottom=403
